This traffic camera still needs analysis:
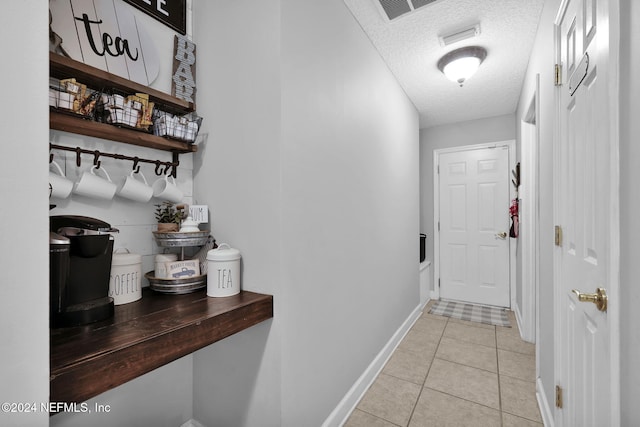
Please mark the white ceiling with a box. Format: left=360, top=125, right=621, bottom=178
left=343, top=0, right=545, bottom=128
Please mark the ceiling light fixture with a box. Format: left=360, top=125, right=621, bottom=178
left=437, top=46, right=487, bottom=87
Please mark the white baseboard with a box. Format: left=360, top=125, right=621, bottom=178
left=180, top=419, right=206, bottom=427
left=322, top=303, right=424, bottom=427
left=513, top=300, right=537, bottom=343
left=419, top=296, right=430, bottom=311
left=536, top=377, right=554, bottom=427
left=514, top=303, right=524, bottom=338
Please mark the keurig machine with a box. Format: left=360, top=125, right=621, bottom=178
left=50, top=215, right=119, bottom=328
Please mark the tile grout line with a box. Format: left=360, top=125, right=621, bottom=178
left=419, top=322, right=504, bottom=420
left=404, top=315, right=448, bottom=426
left=419, top=385, right=504, bottom=416
left=499, top=317, right=544, bottom=425
left=352, top=407, right=404, bottom=427
left=496, top=324, right=504, bottom=427
left=430, top=354, right=498, bottom=376
left=428, top=309, right=514, bottom=426
left=345, top=309, right=543, bottom=426
left=438, top=334, right=498, bottom=350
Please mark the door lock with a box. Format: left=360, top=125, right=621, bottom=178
left=571, top=287, right=608, bottom=312
left=496, top=231, right=507, bottom=240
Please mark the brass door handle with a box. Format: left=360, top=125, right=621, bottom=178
left=496, top=231, right=507, bottom=239
left=571, top=287, right=608, bottom=312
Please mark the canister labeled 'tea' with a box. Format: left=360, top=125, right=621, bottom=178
left=206, top=243, right=241, bottom=297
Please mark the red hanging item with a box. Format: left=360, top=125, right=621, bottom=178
left=509, top=198, right=519, bottom=238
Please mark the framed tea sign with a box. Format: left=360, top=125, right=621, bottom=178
left=121, top=0, right=187, bottom=35
left=50, top=0, right=160, bottom=86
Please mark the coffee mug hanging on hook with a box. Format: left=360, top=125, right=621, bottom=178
left=152, top=175, right=183, bottom=203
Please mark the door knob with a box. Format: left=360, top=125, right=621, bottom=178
left=496, top=231, right=507, bottom=239
left=571, top=287, right=608, bottom=312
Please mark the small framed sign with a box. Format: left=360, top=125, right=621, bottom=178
left=121, top=0, right=186, bottom=35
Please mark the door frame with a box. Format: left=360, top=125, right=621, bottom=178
left=552, top=0, right=621, bottom=424
left=519, top=76, right=540, bottom=344
left=433, top=140, right=517, bottom=308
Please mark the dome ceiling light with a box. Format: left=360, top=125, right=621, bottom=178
left=437, top=46, right=487, bottom=87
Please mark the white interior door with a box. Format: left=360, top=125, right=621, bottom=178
left=555, top=0, right=618, bottom=425
left=438, top=145, right=510, bottom=307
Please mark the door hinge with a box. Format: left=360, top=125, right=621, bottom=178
left=555, top=225, right=563, bottom=246
left=438, top=221, right=440, bottom=231
left=556, top=385, right=563, bottom=408
left=438, top=278, right=441, bottom=288
left=555, top=63, right=562, bottom=86
left=437, top=165, right=440, bottom=174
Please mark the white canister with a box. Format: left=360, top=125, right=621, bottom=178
left=155, top=253, right=178, bottom=279
left=206, top=243, right=241, bottom=297
left=109, top=249, right=142, bottom=305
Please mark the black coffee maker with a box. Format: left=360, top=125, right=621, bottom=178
left=50, top=215, right=119, bottom=328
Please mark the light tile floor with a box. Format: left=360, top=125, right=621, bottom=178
left=344, top=301, right=542, bottom=427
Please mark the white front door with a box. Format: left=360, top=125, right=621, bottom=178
left=437, top=145, right=511, bottom=307
left=555, top=0, right=619, bottom=425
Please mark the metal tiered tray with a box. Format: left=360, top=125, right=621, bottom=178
left=152, top=230, right=210, bottom=247
left=149, top=231, right=211, bottom=294
left=145, top=271, right=206, bottom=294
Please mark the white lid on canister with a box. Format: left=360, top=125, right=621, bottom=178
left=207, top=243, right=241, bottom=261
left=112, top=248, right=142, bottom=265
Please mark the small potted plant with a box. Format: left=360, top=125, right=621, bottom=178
left=154, top=202, right=184, bottom=232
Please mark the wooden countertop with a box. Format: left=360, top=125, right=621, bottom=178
left=50, top=288, right=273, bottom=403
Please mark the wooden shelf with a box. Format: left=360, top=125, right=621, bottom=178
left=49, top=53, right=198, bottom=154
left=50, top=53, right=195, bottom=113
left=50, top=289, right=273, bottom=404
left=50, top=111, right=197, bottom=153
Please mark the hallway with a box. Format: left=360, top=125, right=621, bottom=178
left=345, top=301, right=542, bottom=426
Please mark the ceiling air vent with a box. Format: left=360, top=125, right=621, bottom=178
left=410, top=0, right=439, bottom=9
left=375, top=0, right=440, bottom=22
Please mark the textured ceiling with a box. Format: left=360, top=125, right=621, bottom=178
left=343, top=0, right=545, bottom=128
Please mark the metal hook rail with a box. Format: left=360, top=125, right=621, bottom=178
left=49, top=143, right=179, bottom=178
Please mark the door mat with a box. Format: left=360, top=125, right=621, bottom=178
left=428, top=300, right=511, bottom=327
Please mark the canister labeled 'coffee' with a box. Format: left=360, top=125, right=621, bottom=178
left=109, top=248, right=142, bottom=305
left=206, top=243, right=241, bottom=297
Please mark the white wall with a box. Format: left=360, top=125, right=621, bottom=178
left=191, top=1, right=282, bottom=426
left=0, top=2, right=49, bottom=426
left=280, top=0, right=419, bottom=424
left=619, top=1, right=640, bottom=424
left=514, top=0, right=561, bottom=413
left=419, top=114, right=516, bottom=289
left=192, top=0, right=419, bottom=425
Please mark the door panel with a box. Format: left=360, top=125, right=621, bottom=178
left=438, top=146, right=510, bottom=307
left=555, top=0, right=616, bottom=425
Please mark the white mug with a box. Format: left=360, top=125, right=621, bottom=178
left=155, top=253, right=178, bottom=279
left=117, top=171, right=153, bottom=203
left=49, top=160, right=73, bottom=199
left=152, top=175, right=183, bottom=203
left=73, top=166, right=117, bottom=200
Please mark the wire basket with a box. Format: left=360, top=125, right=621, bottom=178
left=95, top=91, right=155, bottom=132
left=49, top=78, right=202, bottom=142
left=49, top=77, right=99, bottom=119
left=152, top=110, right=202, bottom=143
